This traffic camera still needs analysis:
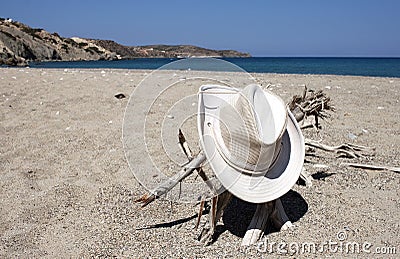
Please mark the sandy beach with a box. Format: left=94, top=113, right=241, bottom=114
left=1, top=67, right=399, bottom=257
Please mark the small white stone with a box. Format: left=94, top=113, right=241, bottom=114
left=167, top=115, right=174, bottom=119
left=348, top=133, right=357, bottom=140
left=59, top=78, right=63, bottom=81
left=377, top=106, right=384, bottom=110
left=109, top=120, right=113, bottom=124
left=56, top=111, right=60, bottom=115
left=325, top=86, right=331, bottom=89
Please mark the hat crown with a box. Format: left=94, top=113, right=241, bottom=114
left=213, top=84, right=287, bottom=174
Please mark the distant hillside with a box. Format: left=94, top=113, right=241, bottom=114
left=0, top=18, right=250, bottom=66
left=89, top=39, right=251, bottom=58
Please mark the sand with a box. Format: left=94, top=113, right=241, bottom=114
left=0, top=67, right=399, bottom=257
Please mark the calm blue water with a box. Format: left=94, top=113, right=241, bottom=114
left=29, top=57, right=400, bottom=78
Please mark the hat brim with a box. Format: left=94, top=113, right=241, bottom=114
left=198, top=85, right=305, bottom=203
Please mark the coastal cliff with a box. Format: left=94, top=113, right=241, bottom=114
left=0, top=18, right=250, bottom=66
left=0, top=18, right=117, bottom=66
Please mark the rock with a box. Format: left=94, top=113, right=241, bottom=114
left=114, top=93, right=126, bottom=99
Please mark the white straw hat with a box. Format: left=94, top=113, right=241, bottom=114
left=197, top=84, right=305, bottom=203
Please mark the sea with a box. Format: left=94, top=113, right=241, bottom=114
left=29, top=57, right=400, bottom=78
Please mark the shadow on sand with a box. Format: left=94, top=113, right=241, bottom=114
left=135, top=190, right=308, bottom=244
left=214, top=190, right=308, bottom=240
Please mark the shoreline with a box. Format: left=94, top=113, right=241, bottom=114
left=23, top=56, right=400, bottom=79
left=2, top=66, right=400, bottom=80
left=1, top=68, right=399, bottom=257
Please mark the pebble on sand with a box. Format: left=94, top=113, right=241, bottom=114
left=114, top=93, right=126, bottom=99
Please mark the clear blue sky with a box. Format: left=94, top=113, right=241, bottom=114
left=2, top=0, right=399, bottom=57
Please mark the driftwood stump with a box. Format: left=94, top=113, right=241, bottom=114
left=135, top=86, right=387, bottom=246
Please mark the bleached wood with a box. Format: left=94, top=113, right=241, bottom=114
left=135, top=153, right=206, bottom=207
left=198, top=191, right=233, bottom=245
left=299, top=167, right=313, bottom=187
left=271, top=198, right=293, bottom=230
left=241, top=201, right=275, bottom=246
left=341, top=162, right=400, bottom=173
left=305, top=138, right=374, bottom=158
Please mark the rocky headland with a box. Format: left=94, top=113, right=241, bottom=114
left=0, top=18, right=250, bottom=66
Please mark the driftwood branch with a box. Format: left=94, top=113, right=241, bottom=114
left=135, top=153, right=206, bottom=207
left=178, top=129, right=225, bottom=236
left=341, top=162, right=400, bottom=173
left=305, top=138, right=374, bottom=158
left=178, top=129, right=217, bottom=193
left=177, top=130, right=233, bottom=244
left=289, top=85, right=335, bottom=122
left=198, top=191, right=233, bottom=245
left=289, top=85, right=335, bottom=129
